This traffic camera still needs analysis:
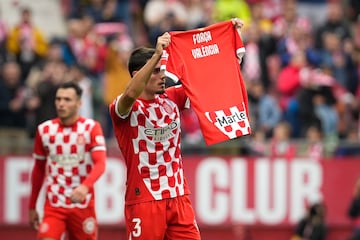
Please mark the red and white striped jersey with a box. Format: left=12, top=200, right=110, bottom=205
left=109, top=85, right=191, bottom=205
left=33, top=117, right=106, bottom=208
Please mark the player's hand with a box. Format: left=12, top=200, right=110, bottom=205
left=231, top=18, right=244, bottom=30
left=29, top=208, right=39, bottom=230
left=155, top=32, right=171, bottom=55
left=70, top=184, right=89, bottom=203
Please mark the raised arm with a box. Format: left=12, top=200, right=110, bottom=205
left=116, top=33, right=171, bottom=116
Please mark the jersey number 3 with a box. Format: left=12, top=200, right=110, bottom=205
left=131, top=218, right=141, bottom=238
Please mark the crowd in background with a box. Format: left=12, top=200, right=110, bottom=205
left=0, top=0, right=360, bottom=158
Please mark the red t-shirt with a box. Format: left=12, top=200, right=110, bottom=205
left=109, top=85, right=191, bottom=205
left=162, top=20, right=251, bottom=145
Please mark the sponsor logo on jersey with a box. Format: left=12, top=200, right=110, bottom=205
left=144, top=121, right=178, bottom=141
left=50, top=153, right=85, bottom=166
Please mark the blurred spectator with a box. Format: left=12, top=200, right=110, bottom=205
left=83, top=0, right=104, bottom=22
left=272, top=0, right=300, bottom=40
left=348, top=177, right=360, bottom=240
left=335, top=129, right=360, bottom=157
left=102, top=32, right=132, bottom=138
left=314, top=1, right=352, bottom=50
left=65, top=17, right=107, bottom=78
left=100, top=0, right=131, bottom=25
left=277, top=51, right=306, bottom=112
left=292, top=202, right=327, bottom=240
left=254, top=0, right=282, bottom=22
left=0, top=8, right=8, bottom=65
left=347, top=0, right=360, bottom=23
left=143, top=0, right=188, bottom=46
left=300, top=125, right=325, bottom=160
left=0, top=61, right=29, bottom=153
left=352, top=19, right=360, bottom=51
left=247, top=1, right=273, bottom=35
left=296, top=0, right=327, bottom=28
left=313, top=88, right=338, bottom=138
left=319, top=31, right=358, bottom=94
left=80, top=14, right=108, bottom=77
left=100, top=0, right=119, bottom=22
left=26, top=61, right=68, bottom=137
left=269, top=121, right=296, bottom=159
left=242, top=9, right=278, bottom=90
left=66, top=0, right=131, bottom=26
left=183, top=0, right=216, bottom=29
left=246, top=129, right=267, bottom=157
left=6, top=7, right=48, bottom=81
left=67, top=64, right=94, bottom=118
left=128, top=0, right=149, bottom=46
left=242, top=23, right=262, bottom=83
left=295, top=67, right=339, bottom=138
left=213, top=0, right=252, bottom=26
left=248, top=82, right=282, bottom=138
left=276, top=15, right=319, bottom=68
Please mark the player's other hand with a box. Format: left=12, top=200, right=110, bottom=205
left=70, top=184, right=89, bottom=203
left=29, top=208, right=39, bottom=230
left=231, top=18, right=244, bottom=30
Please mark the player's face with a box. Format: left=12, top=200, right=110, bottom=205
left=55, top=88, right=81, bottom=122
left=146, top=63, right=166, bottom=94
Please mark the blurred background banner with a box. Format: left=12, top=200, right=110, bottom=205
left=0, top=154, right=358, bottom=227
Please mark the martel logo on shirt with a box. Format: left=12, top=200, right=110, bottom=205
left=205, top=105, right=250, bottom=138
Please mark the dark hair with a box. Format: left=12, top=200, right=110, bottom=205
left=57, top=81, right=83, bottom=98
left=128, top=47, right=155, bottom=77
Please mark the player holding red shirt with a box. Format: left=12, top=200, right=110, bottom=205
left=29, top=81, right=107, bottom=240
left=109, top=19, right=244, bottom=240
left=109, top=32, right=200, bottom=238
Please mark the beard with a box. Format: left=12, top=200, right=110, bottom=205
left=156, top=89, right=165, bottom=94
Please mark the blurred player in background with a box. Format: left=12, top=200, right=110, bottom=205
left=28, top=81, right=107, bottom=240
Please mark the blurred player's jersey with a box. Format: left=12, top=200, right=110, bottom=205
left=33, top=117, right=106, bottom=208
left=109, top=85, right=191, bottom=205
left=162, top=20, right=251, bottom=145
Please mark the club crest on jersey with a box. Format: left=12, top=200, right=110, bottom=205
left=77, top=135, right=85, bottom=144
left=205, top=104, right=251, bottom=138
left=39, top=222, right=49, bottom=233
left=163, top=102, right=172, bottom=114
left=83, top=217, right=96, bottom=234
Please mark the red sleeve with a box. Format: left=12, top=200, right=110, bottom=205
left=165, top=85, right=188, bottom=111
left=29, top=129, right=47, bottom=209
left=33, top=127, right=46, bottom=158
left=82, top=121, right=107, bottom=189
left=82, top=150, right=106, bottom=189
left=29, top=160, right=46, bottom=209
